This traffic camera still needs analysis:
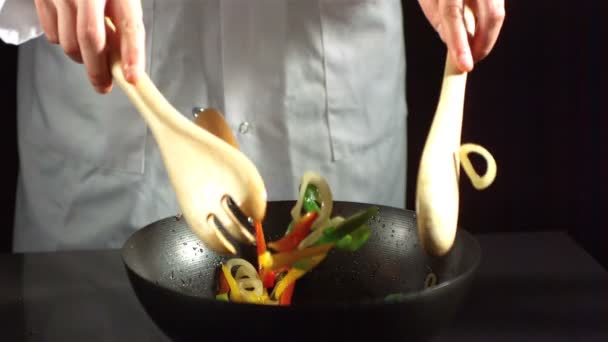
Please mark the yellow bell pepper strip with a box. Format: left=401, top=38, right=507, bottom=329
left=264, top=243, right=334, bottom=271
left=272, top=268, right=307, bottom=299
left=273, top=252, right=328, bottom=301
left=268, top=211, right=318, bottom=252
left=221, top=264, right=242, bottom=302
left=242, top=291, right=265, bottom=304
left=279, top=280, right=296, bottom=305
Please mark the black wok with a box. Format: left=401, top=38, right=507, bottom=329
left=122, top=201, right=481, bottom=341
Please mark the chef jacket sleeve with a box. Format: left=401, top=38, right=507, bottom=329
left=0, top=0, right=44, bottom=45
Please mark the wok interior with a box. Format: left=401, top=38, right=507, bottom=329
left=122, top=201, right=480, bottom=305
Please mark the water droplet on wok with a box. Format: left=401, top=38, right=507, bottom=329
left=192, top=246, right=197, bottom=251
left=382, top=224, right=386, bottom=228
left=171, top=229, right=176, bottom=233
left=182, top=242, right=187, bottom=246
left=170, top=271, right=175, bottom=280
left=181, top=279, right=186, bottom=286
left=199, top=248, right=204, bottom=253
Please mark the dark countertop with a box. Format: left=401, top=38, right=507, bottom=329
left=0, top=231, right=606, bottom=341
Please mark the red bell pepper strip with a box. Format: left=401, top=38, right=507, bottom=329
left=254, top=220, right=277, bottom=288
left=254, top=221, right=269, bottom=273
left=218, top=270, right=230, bottom=294
left=261, top=269, right=276, bottom=288
left=279, top=280, right=296, bottom=305
left=268, top=211, right=318, bottom=252
left=254, top=220, right=267, bottom=257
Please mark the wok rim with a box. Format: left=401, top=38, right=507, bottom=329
left=121, top=201, right=482, bottom=310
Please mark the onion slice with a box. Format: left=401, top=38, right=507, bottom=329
left=290, top=171, right=333, bottom=231
left=458, top=143, right=497, bottom=190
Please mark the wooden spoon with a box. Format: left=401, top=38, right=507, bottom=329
left=192, top=107, right=256, bottom=245
left=105, top=18, right=266, bottom=255
left=193, top=108, right=240, bottom=150
left=415, top=7, right=476, bottom=256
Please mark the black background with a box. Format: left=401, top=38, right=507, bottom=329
left=0, top=1, right=605, bottom=268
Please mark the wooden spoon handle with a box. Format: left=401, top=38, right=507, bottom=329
left=415, top=7, right=475, bottom=256
left=103, top=17, right=223, bottom=148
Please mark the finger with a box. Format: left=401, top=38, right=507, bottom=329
left=469, top=0, right=505, bottom=62
left=107, top=0, right=146, bottom=84
left=34, top=0, right=59, bottom=44
left=56, top=0, right=82, bottom=63
left=418, top=0, right=444, bottom=40
left=439, top=0, right=473, bottom=72
left=77, top=0, right=112, bottom=94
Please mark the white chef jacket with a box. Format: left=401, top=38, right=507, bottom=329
left=0, top=0, right=408, bottom=253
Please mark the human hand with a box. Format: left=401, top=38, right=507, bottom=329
left=33, top=0, right=146, bottom=93
left=418, top=0, right=505, bottom=72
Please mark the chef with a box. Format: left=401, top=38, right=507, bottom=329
left=0, top=0, right=504, bottom=253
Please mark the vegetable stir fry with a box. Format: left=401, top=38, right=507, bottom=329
left=216, top=171, right=378, bottom=305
